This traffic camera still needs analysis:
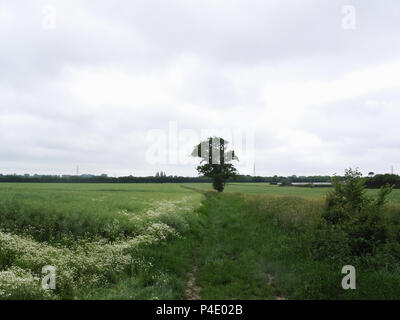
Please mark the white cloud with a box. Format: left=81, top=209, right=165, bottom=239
left=1, top=0, right=400, bottom=176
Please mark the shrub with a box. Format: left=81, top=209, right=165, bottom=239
left=310, top=224, right=351, bottom=264
left=279, top=179, right=293, bottom=187
left=322, top=168, right=393, bottom=256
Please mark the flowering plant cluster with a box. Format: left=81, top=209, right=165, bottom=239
left=0, top=194, right=201, bottom=299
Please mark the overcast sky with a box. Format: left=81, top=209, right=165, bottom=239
left=1, top=0, right=400, bottom=177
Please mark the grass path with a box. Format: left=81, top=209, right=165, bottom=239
left=190, top=192, right=286, bottom=299
left=185, top=265, right=202, bottom=300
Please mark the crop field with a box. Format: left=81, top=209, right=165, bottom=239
left=1, top=182, right=400, bottom=300
left=0, top=183, right=204, bottom=299
left=189, top=182, right=400, bottom=202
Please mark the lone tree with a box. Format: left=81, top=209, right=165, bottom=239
left=191, top=137, right=238, bottom=192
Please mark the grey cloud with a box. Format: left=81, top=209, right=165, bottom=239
left=1, top=0, right=400, bottom=176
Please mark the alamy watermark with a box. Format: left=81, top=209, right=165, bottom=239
left=341, top=5, right=356, bottom=30
left=341, top=265, right=356, bottom=290
left=42, top=5, right=57, bottom=30
left=42, top=265, right=56, bottom=290
left=145, top=122, right=255, bottom=173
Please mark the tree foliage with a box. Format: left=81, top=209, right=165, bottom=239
left=191, top=137, right=238, bottom=192
left=365, top=173, right=400, bottom=189
left=323, top=168, right=393, bottom=255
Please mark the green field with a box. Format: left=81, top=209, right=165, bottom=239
left=189, top=182, right=400, bottom=202
left=1, top=182, right=400, bottom=300
left=0, top=183, right=204, bottom=299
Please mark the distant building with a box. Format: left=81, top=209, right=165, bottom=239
left=81, top=174, right=95, bottom=178
left=278, top=182, right=332, bottom=186
left=101, top=174, right=108, bottom=177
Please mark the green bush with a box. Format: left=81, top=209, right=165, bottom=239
left=310, top=224, right=351, bottom=264
left=322, top=168, right=393, bottom=256
left=279, top=179, right=293, bottom=187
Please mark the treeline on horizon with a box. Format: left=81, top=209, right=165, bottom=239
left=0, top=173, right=399, bottom=188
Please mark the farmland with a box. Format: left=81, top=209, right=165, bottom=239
left=189, top=182, right=400, bottom=202
left=0, top=183, right=204, bottom=299
left=1, top=182, right=400, bottom=299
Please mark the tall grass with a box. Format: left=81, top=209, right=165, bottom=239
left=2, top=182, right=399, bottom=300
left=193, top=189, right=400, bottom=299
left=0, top=183, right=204, bottom=299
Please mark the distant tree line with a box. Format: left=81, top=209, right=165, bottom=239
left=0, top=173, right=398, bottom=188
left=0, top=174, right=211, bottom=183
left=0, top=173, right=334, bottom=184
left=364, top=174, right=400, bottom=189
